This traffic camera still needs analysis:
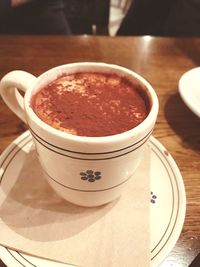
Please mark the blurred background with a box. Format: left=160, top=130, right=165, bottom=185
left=0, top=0, right=132, bottom=36
left=1, top=0, right=200, bottom=37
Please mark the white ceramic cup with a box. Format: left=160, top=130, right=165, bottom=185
left=0, top=62, right=159, bottom=207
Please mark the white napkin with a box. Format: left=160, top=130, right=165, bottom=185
left=0, top=143, right=150, bottom=267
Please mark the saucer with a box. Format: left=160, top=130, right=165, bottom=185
left=0, top=131, right=186, bottom=267
left=179, top=67, right=200, bottom=117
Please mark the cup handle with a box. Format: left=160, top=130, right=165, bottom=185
left=0, top=70, right=37, bottom=123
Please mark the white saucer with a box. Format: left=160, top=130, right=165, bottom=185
left=0, top=131, right=186, bottom=267
left=179, top=67, right=200, bottom=117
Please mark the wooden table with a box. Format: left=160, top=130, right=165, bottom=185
left=0, top=35, right=200, bottom=267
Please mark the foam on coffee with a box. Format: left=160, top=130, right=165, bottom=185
left=31, top=72, right=150, bottom=137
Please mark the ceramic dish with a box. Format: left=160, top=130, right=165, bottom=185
left=0, top=131, right=186, bottom=267
left=179, top=66, right=200, bottom=117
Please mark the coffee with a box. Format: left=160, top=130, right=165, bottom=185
left=31, top=72, right=150, bottom=137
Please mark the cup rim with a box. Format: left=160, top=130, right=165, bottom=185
left=25, top=62, right=159, bottom=144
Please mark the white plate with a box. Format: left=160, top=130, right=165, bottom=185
left=179, top=66, right=200, bottom=117
left=0, top=131, right=186, bottom=267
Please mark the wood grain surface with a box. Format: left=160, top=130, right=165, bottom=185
left=0, top=35, right=200, bottom=267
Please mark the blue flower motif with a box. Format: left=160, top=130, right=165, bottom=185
left=80, top=170, right=101, bottom=182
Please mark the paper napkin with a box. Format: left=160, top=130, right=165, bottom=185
left=0, top=143, right=150, bottom=267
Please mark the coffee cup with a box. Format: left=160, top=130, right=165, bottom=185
left=0, top=62, right=159, bottom=207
